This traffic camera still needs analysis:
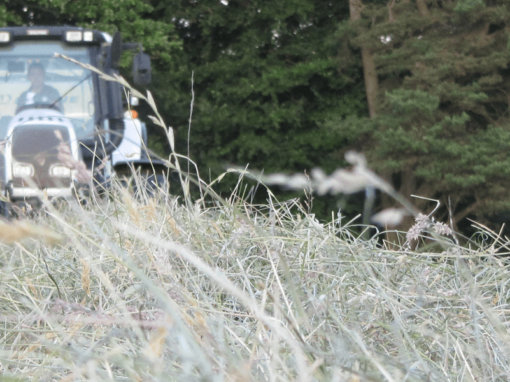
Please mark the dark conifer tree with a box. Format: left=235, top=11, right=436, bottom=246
left=340, top=0, right=510, bottom=227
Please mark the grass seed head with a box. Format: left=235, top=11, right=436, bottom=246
left=0, top=219, right=62, bottom=244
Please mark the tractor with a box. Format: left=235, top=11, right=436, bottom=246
left=0, top=26, right=166, bottom=214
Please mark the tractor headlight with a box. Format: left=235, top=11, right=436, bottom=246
left=0, top=31, right=10, bottom=43
left=83, top=31, right=94, bottom=42
left=49, top=165, right=71, bottom=178
left=65, top=31, right=82, bottom=42
left=65, top=30, right=94, bottom=42
left=12, top=163, right=34, bottom=178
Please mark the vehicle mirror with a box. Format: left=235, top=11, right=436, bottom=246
left=8, top=61, right=25, bottom=73
left=109, top=32, right=122, bottom=69
left=132, top=52, right=151, bottom=86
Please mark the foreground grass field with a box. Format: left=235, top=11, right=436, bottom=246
left=0, top=176, right=509, bottom=381
left=0, top=67, right=508, bottom=380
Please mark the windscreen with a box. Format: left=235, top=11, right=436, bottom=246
left=0, top=41, right=95, bottom=140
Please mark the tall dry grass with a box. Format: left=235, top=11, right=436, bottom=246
left=1, top=61, right=509, bottom=381
left=0, top=177, right=509, bottom=381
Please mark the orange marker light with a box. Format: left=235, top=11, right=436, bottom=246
left=129, top=109, right=139, bottom=119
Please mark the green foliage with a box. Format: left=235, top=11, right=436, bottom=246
left=1, top=1, right=180, bottom=72
left=454, top=0, right=486, bottom=13
left=385, top=89, right=440, bottom=115
left=155, top=1, right=363, bottom=181
left=338, top=0, right=510, bottom=225
left=0, top=5, right=20, bottom=25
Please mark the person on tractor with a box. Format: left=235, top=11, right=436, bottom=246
left=16, top=62, right=61, bottom=111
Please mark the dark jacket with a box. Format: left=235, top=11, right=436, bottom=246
left=16, top=85, right=61, bottom=110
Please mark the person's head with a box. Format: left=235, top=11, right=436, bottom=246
left=27, top=62, right=46, bottom=90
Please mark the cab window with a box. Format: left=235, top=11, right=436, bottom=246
left=0, top=41, right=95, bottom=140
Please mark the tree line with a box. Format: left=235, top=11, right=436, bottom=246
left=2, top=0, right=510, bottom=230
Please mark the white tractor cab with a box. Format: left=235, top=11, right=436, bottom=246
left=0, top=26, right=167, bottom=213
